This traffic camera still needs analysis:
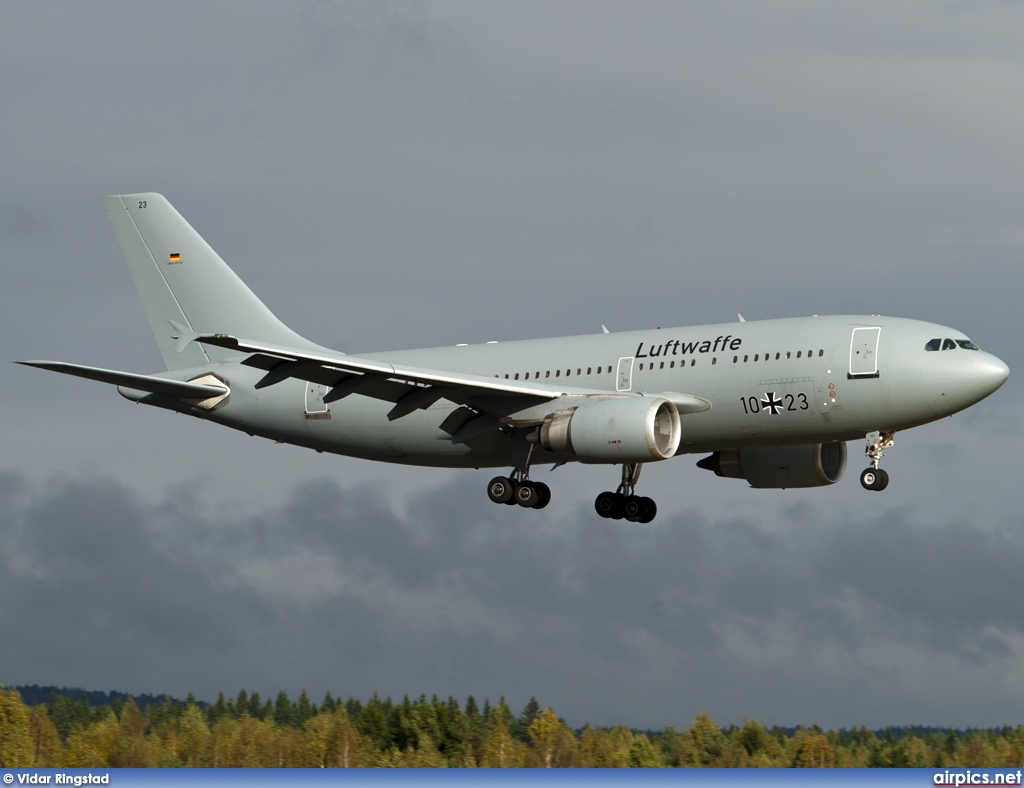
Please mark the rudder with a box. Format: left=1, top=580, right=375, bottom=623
left=103, top=193, right=323, bottom=370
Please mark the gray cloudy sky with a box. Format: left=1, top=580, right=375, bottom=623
left=2, top=1, right=1023, bottom=730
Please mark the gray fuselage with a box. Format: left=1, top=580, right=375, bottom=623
left=133, top=314, right=1008, bottom=470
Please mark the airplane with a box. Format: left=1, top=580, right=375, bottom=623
left=19, top=193, right=1009, bottom=523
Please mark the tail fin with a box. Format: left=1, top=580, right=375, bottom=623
left=103, top=193, right=323, bottom=371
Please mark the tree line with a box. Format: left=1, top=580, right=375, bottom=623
left=2, top=685, right=1024, bottom=768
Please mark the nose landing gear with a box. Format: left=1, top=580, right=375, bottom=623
left=594, top=463, right=657, bottom=523
left=860, top=431, right=894, bottom=491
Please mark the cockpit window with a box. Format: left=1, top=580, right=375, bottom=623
left=925, top=338, right=941, bottom=351
left=942, top=338, right=957, bottom=350
left=956, top=339, right=980, bottom=351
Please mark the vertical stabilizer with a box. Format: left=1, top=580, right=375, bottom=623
left=103, top=193, right=323, bottom=371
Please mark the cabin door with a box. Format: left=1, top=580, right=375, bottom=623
left=849, top=327, right=881, bottom=378
left=616, top=357, right=634, bottom=391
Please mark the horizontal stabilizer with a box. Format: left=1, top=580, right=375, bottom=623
left=16, top=361, right=227, bottom=399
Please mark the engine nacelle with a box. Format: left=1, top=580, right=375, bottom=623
left=697, top=442, right=847, bottom=488
left=539, top=397, right=681, bottom=463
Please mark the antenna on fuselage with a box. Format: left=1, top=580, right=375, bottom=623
left=737, top=313, right=746, bottom=322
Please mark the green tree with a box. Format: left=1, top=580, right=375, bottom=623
left=28, top=706, right=62, bottom=767
left=516, top=697, right=540, bottom=742
left=794, top=730, right=835, bottom=768
left=178, top=700, right=211, bottom=767
left=0, top=687, right=33, bottom=767
left=274, top=691, right=295, bottom=728
left=527, top=708, right=578, bottom=768
left=109, top=698, right=150, bottom=767
left=628, top=734, right=664, bottom=767
left=480, top=710, right=525, bottom=767
left=677, top=711, right=727, bottom=767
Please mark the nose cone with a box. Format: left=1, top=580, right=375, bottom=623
left=976, top=353, right=1010, bottom=395
left=922, top=349, right=1008, bottom=417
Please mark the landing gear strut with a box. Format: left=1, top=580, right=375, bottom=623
left=860, top=431, right=894, bottom=491
left=595, top=463, right=657, bottom=523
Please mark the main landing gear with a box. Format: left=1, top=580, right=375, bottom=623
left=594, top=463, right=658, bottom=523
left=487, top=468, right=551, bottom=510
left=486, top=460, right=657, bottom=522
left=860, top=430, right=894, bottom=491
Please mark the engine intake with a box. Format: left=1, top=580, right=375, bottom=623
left=697, top=442, right=847, bottom=488
left=539, top=397, right=681, bottom=463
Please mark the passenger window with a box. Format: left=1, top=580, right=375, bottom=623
left=925, top=338, right=941, bottom=351
left=743, top=355, right=748, bottom=362
left=712, top=357, right=717, bottom=365
left=555, top=370, right=560, bottom=377
left=514, top=373, right=519, bottom=380
left=690, top=359, right=696, bottom=367
left=587, top=367, right=592, bottom=375
left=775, top=353, right=780, bottom=360
left=796, top=351, right=802, bottom=358
left=942, top=338, right=957, bottom=350
left=525, top=372, right=530, bottom=380
left=545, top=371, right=550, bottom=378
left=660, top=361, right=665, bottom=369
left=754, top=354, right=759, bottom=362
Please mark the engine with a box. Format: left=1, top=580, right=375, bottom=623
left=696, top=442, right=847, bottom=488
left=537, top=397, right=681, bottom=463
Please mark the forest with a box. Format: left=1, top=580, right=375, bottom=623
left=2, top=685, right=1023, bottom=768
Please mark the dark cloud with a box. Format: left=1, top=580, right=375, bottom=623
left=3, top=469, right=1024, bottom=729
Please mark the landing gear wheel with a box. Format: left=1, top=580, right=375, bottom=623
left=860, top=468, right=889, bottom=491
left=638, top=497, right=657, bottom=524
left=487, top=476, right=515, bottom=504
left=624, top=495, right=646, bottom=522
left=533, top=482, right=551, bottom=510
left=595, top=491, right=625, bottom=519
left=515, top=481, right=540, bottom=508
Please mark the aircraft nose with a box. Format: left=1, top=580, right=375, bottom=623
left=976, top=353, right=1010, bottom=393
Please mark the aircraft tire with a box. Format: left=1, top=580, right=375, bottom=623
left=487, top=476, right=515, bottom=504
left=860, top=468, right=889, bottom=491
left=533, top=482, right=551, bottom=510
left=624, top=495, right=645, bottom=522
left=515, top=481, right=539, bottom=508
left=639, top=497, right=657, bottom=524
left=594, top=491, right=622, bottom=519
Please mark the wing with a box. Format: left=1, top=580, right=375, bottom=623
left=196, top=334, right=711, bottom=422
left=197, top=334, right=564, bottom=421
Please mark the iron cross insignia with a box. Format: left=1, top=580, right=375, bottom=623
left=761, top=392, right=783, bottom=415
